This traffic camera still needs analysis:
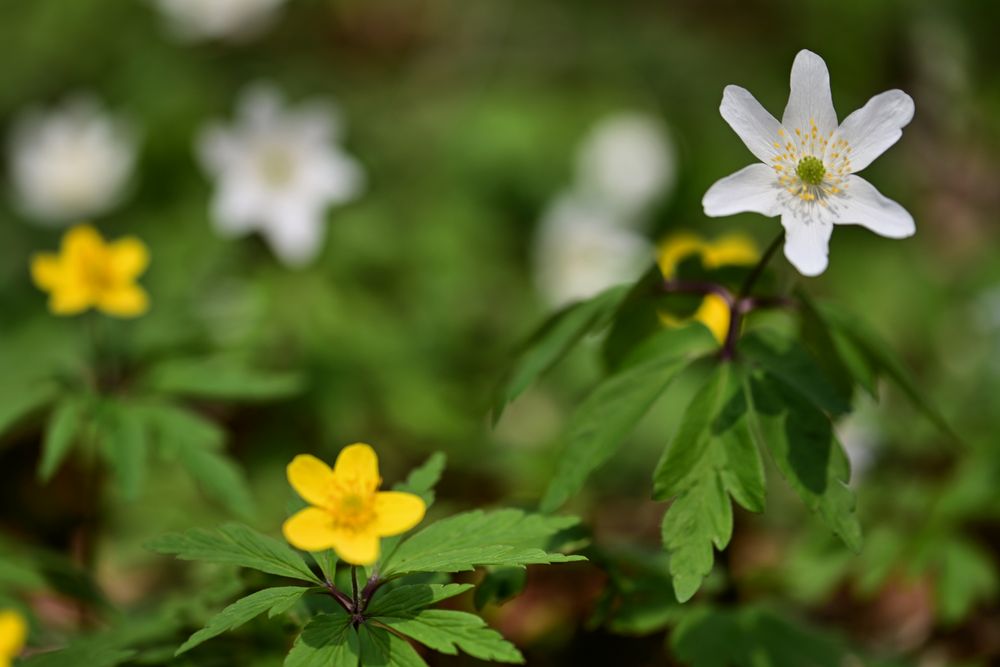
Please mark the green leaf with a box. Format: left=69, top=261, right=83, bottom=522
left=652, top=364, right=766, bottom=602
left=746, top=375, right=862, bottom=552
left=380, top=510, right=584, bottom=578
left=0, top=381, right=58, bottom=442
left=670, top=605, right=848, bottom=667
left=38, top=396, right=88, bottom=482
left=739, top=330, right=851, bottom=416
left=313, top=550, right=339, bottom=583
left=143, top=357, right=303, bottom=401
left=818, top=303, right=955, bottom=438
left=379, top=610, right=523, bottom=663
left=285, top=611, right=359, bottom=667
left=20, top=639, right=135, bottom=667
left=935, top=538, right=998, bottom=625
left=541, top=326, right=715, bottom=512
left=177, top=586, right=312, bottom=655
left=368, top=583, right=474, bottom=617
left=492, top=285, right=628, bottom=423
left=143, top=403, right=255, bottom=519
left=393, top=452, right=446, bottom=508
left=474, top=567, right=528, bottom=610
left=96, top=401, right=150, bottom=499
left=358, top=624, right=429, bottom=667
left=148, top=522, right=322, bottom=584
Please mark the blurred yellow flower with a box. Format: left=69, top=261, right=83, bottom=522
left=657, top=232, right=759, bottom=343
left=282, top=444, right=426, bottom=565
left=31, top=224, right=150, bottom=318
left=0, top=609, right=27, bottom=667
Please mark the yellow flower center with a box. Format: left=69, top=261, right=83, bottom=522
left=259, top=146, right=296, bottom=187
left=770, top=119, right=852, bottom=207
left=327, top=482, right=378, bottom=530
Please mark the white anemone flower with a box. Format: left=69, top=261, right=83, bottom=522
left=703, top=49, right=916, bottom=276
left=574, top=112, right=675, bottom=222
left=534, top=195, right=651, bottom=308
left=197, top=84, right=365, bottom=267
left=8, top=98, right=137, bottom=225
left=151, top=0, right=287, bottom=42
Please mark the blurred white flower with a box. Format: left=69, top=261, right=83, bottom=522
left=836, top=398, right=883, bottom=486
left=197, top=84, right=365, bottom=267
left=574, top=112, right=675, bottom=221
left=151, top=0, right=287, bottom=42
left=8, top=98, right=137, bottom=225
left=534, top=195, right=651, bottom=308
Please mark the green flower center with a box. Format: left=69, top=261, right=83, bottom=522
left=795, top=156, right=826, bottom=186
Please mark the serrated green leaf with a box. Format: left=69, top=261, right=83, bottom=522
left=143, top=357, right=302, bottom=401
left=0, top=382, right=58, bottom=442
left=285, top=611, right=359, bottom=667
left=541, top=326, right=714, bottom=513
left=96, top=401, right=150, bottom=499
left=148, top=523, right=321, bottom=584
left=652, top=364, right=766, bottom=602
left=746, top=375, right=862, bottom=552
left=393, top=452, right=446, bottom=508
left=379, top=609, right=523, bottom=663
left=818, top=303, right=955, bottom=438
left=312, top=550, right=339, bottom=583
left=143, top=403, right=255, bottom=519
left=368, top=583, right=473, bottom=617
left=381, top=510, right=584, bottom=578
left=670, top=605, right=847, bottom=667
left=177, top=586, right=312, bottom=655
left=492, top=285, right=629, bottom=423
left=740, top=330, right=851, bottom=416
left=38, top=396, right=88, bottom=482
left=358, top=624, right=428, bottom=667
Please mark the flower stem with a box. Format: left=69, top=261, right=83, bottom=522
left=351, top=566, right=359, bottom=606
left=737, top=231, right=784, bottom=299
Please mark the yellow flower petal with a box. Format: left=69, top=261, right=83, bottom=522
left=287, top=454, right=336, bottom=509
left=329, top=526, right=381, bottom=565
left=703, top=233, right=759, bottom=268
left=282, top=507, right=339, bottom=552
left=656, top=232, right=706, bottom=278
left=30, top=254, right=63, bottom=290
left=49, top=283, right=95, bottom=315
left=333, top=443, right=380, bottom=494
left=694, top=294, right=732, bottom=344
left=97, top=285, right=149, bottom=318
left=107, top=237, right=150, bottom=282
left=373, top=491, right=426, bottom=537
left=62, top=224, right=106, bottom=265
left=0, top=609, right=27, bottom=660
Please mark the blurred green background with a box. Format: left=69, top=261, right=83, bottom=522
left=2, top=0, right=1000, bottom=664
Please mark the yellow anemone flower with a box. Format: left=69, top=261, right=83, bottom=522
left=31, top=224, right=150, bottom=318
left=282, top=444, right=427, bottom=565
left=657, top=232, right=759, bottom=343
left=0, top=610, right=27, bottom=667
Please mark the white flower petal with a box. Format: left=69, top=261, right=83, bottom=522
left=261, top=203, right=326, bottom=267
left=703, top=164, right=783, bottom=217
left=720, top=85, right=782, bottom=163
left=782, top=50, right=838, bottom=138
left=833, top=90, right=914, bottom=173
left=832, top=175, right=915, bottom=238
left=781, top=213, right=833, bottom=277
left=210, top=181, right=263, bottom=237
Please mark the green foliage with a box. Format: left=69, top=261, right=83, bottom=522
left=367, top=583, right=474, bottom=617
left=285, top=611, right=359, bottom=667
left=358, top=624, right=429, bottom=667
left=147, top=523, right=321, bottom=584
left=378, top=609, right=523, bottom=663
left=0, top=381, right=58, bottom=444
left=541, top=325, right=717, bottom=512
left=492, top=285, right=628, bottom=423
left=96, top=399, right=150, bottom=499
left=177, top=586, right=313, bottom=655
left=393, top=452, right=447, bottom=507
left=142, top=356, right=303, bottom=401
left=669, top=605, right=850, bottom=667
left=473, top=567, right=528, bottom=609
left=654, top=363, right=765, bottom=601
left=38, top=395, right=88, bottom=481
left=380, top=509, right=584, bottom=577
